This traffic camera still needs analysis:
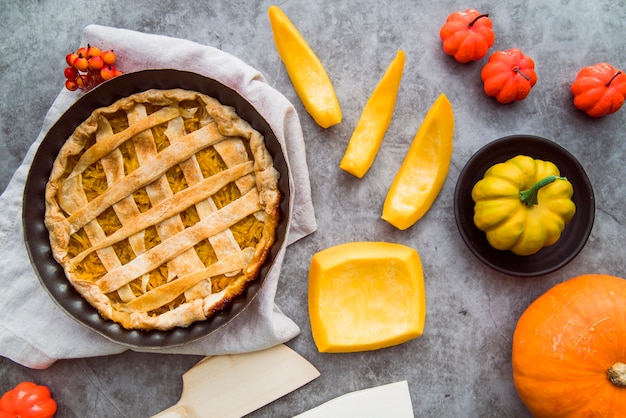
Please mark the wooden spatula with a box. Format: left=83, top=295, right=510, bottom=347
left=151, top=344, right=320, bottom=418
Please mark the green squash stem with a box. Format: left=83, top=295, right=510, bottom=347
left=519, top=175, right=567, bottom=206
left=607, top=362, right=626, bottom=388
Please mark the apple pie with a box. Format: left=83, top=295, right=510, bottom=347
left=44, top=88, right=281, bottom=331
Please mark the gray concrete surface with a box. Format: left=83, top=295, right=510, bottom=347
left=1, top=1, right=625, bottom=416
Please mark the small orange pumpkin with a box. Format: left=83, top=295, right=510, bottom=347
left=571, top=62, right=626, bottom=117
left=0, top=381, right=57, bottom=418
left=440, top=9, right=495, bottom=63
left=512, top=274, right=626, bottom=417
left=481, top=48, right=537, bottom=104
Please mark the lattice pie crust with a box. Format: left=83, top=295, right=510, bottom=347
left=44, top=89, right=281, bottom=331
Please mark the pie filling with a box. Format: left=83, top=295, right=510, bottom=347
left=44, top=89, right=281, bottom=331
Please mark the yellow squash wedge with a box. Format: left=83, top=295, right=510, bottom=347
left=340, top=50, right=406, bottom=178
left=382, top=94, right=454, bottom=230
left=268, top=5, right=342, bottom=128
left=308, top=242, right=426, bottom=353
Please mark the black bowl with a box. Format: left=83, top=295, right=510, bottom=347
left=22, top=69, right=291, bottom=348
left=454, top=135, right=595, bottom=277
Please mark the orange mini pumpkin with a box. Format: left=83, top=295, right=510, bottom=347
left=481, top=48, right=537, bottom=104
left=571, top=62, right=626, bottom=117
left=440, top=9, right=495, bottom=63
left=512, top=274, right=626, bottom=417
left=0, top=381, right=57, bottom=418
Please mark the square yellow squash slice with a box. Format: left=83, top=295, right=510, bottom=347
left=308, top=242, right=426, bottom=352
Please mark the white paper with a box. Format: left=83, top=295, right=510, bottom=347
left=293, top=381, right=414, bottom=418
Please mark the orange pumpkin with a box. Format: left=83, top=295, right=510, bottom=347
left=481, top=48, right=537, bottom=104
left=0, top=381, right=57, bottom=418
left=571, top=62, right=626, bottom=117
left=439, top=9, right=495, bottom=63
left=512, top=274, right=626, bottom=417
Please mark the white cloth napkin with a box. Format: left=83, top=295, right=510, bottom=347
left=0, top=25, right=317, bottom=369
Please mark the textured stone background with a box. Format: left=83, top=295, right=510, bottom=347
left=1, top=1, right=625, bottom=416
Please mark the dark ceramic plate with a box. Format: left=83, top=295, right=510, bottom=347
left=454, top=135, right=594, bottom=277
left=22, top=69, right=291, bottom=348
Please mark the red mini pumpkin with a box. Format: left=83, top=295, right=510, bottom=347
left=481, top=48, right=537, bottom=104
left=440, top=9, right=495, bottom=63
left=512, top=274, right=626, bottom=417
left=0, top=381, right=57, bottom=418
left=571, top=62, right=626, bottom=117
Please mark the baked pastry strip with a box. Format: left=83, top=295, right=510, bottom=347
left=68, top=161, right=254, bottom=266
left=68, top=106, right=180, bottom=177
left=97, top=189, right=261, bottom=294
left=97, top=116, right=147, bottom=302
left=62, top=122, right=227, bottom=234
left=166, top=111, right=242, bottom=282
left=123, top=247, right=255, bottom=313
left=127, top=104, right=208, bottom=303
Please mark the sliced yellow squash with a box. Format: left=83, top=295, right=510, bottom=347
left=382, top=94, right=454, bottom=230
left=308, top=242, right=426, bottom=353
left=340, top=50, right=406, bottom=178
left=268, top=5, right=342, bottom=128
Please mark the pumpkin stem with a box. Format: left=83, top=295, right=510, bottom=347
left=468, top=13, right=490, bottom=27
left=513, top=66, right=531, bottom=81
left=607, top=362, right=626, bottom=388
left=519, top=175, right=567, bottom=206
left=606, top=71, right=622, bottom=87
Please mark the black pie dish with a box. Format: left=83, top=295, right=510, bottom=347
left=454, top=135, right=595, bottom=278
left=22, top=69, right=291, bottom=348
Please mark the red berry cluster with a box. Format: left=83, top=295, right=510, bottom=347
left=64, top=44, right=123, bottom=92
